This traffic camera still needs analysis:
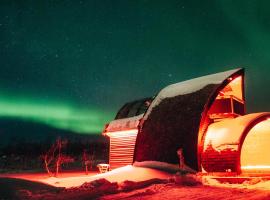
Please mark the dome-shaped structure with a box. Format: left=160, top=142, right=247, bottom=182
left=202, top=112, right=270, bottom=174
left=102, top=68, right=270, bottom=174
left=102, top=67, right=270, bottom=174
left=134, top=68, right=245, bottom=170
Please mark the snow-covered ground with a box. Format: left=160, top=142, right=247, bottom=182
left=40, top=165, right=172, bottom=188
left=203, top=175, right=270, bottom=191
left=2, top=164, right=270, bottom=199
left=101, top=181, right=270, bottom=200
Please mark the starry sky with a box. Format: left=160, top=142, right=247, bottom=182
left=0, top=0, right=270, bottom=134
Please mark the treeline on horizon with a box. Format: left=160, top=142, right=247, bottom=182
left=0, top=136, right=109, bottom=173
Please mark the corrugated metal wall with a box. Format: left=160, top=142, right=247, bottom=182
left=109, top=131, right=138, bottom=169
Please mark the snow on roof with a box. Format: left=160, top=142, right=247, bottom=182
left=105, top=114, right=143, bottom=132
left=134, top=161, right=196, bottom=173
left=144, top=68, right=242, bottom=120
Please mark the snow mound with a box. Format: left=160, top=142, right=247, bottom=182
left=20, top=178, right=169, bottom=200
left=19, top=172, right=202, bottom=199
left=134, top=161, right=196, bottom=174
left=41, top=162, right=198, bottom=188
left=41, top=165, right=172, bottom=188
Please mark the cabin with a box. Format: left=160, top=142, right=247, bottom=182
left=103, top=68, right=270, bottom=174
left=102, top=98, right=153, bottom=170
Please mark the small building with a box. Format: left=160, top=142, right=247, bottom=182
left=102, top=98, right=153, bottom=170
left=103, top=68, right=270, bottom=174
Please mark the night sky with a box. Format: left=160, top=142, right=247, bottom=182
left=0, top=1, right=270, bottom=134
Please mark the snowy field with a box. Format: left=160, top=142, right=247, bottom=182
left=2, top=164, right=270, bottom=199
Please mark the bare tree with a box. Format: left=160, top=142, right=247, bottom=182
left=41, top=137, right=73, bottom=177
left=82, top=149, right=95, bottom=174
left=41, top=140, right=58, bottom=176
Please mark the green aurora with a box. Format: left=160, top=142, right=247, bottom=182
left=1, top=1, right=270, bottom=135
left=0, top=95, right=114, bottom=134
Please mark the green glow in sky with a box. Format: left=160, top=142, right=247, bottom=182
left=1, top=0, right=270, bottom=129
left=0, top=95, right=114, bottom=134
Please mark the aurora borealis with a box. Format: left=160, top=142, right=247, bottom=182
left=0, top=94, right=114, bottom=133
left=0, top=1, right=270, bottom=134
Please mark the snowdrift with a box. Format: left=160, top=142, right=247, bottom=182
left=3, top=163, right=270, bottom=200
left=40, top=165, right=172, bottom=188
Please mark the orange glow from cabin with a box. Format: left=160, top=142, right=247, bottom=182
left=200, top=74, right=245, bottom=172
left=241, top=119, right=270, bottom=173
left=207, top=75, right=244, bottom=122
left=203, top=119, right=243, bottom=152
left=220, top=76, right=243, bottom=101
left=203, top=127, right=231, bottom=151
left=241, top=165, right=270, bottom=170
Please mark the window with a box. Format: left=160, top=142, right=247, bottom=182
left=115, top=98, right=153, bottom=119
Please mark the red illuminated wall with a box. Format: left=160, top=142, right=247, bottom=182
left=198, top=73, right=245, bottom=172
left=108, top=130, right=138, bottom=170
left=201, top=144, right=239, bottom=172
